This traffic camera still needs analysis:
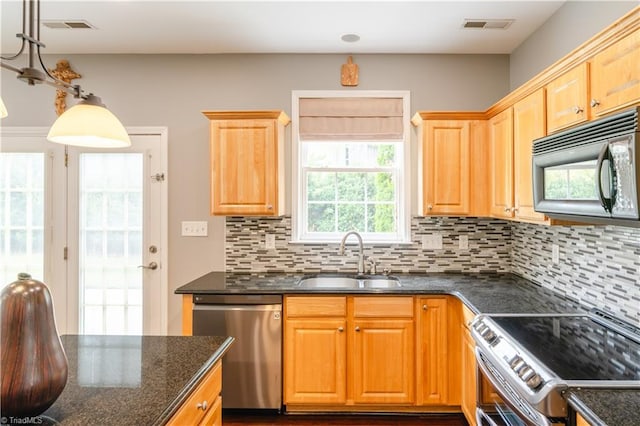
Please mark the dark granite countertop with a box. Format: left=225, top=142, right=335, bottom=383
left=38, top=335, right=233, bottom=426
left=175, top=271, right=639, bottom=425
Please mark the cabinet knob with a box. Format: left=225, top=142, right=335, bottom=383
left=422, top=304, right=428, bottom=311
left=196, top=400, right=208, bottom=411
left=590, top=99, right=600, bottom=108
left=573, top=106, right=584, bottom=114
left=267, top=204, right=273, bottom=210
left=504, top=207, right=511, bottom=213
left=355, top=326, right=360, bottom=332
left=427, top=204, right=433, bottom=210
left=338, top=327, right=344, bottom=332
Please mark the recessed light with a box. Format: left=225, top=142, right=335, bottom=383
left=341, top=33, right=360, bottom=43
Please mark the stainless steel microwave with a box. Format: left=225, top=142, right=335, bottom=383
left=532, top=107, right=640, bottom=227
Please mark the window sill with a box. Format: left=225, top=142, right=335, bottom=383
left=288, top=239, right=415, bottom=246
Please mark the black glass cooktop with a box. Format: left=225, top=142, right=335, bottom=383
left=492, top=315, right=640, bottom=382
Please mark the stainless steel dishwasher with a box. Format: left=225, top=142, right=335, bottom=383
left=192, top=294, right=282, bottom=410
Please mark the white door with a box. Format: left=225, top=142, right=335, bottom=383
left=0, top=128, right=168, bottom=335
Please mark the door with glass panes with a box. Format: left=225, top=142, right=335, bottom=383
left=0, top=129, right=167, bottom=335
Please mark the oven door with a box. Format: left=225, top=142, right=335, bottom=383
left=475, top=348, right=555, bottom=426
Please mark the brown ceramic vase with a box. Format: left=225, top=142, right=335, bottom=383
left=1, top=273, right=68, bottom=416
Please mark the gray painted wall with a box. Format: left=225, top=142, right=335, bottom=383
left=0, top=53, right=509, bottom=334
left=509, top=1, right=637, bottom=91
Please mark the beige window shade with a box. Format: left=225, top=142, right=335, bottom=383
left=299, top=97, right=404, bottom=140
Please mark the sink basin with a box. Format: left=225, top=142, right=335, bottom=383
left=297, top=275, right=400, bottom=289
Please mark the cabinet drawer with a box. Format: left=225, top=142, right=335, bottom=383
left=286, top=296, right=347, bottom=317
left=199, top=395, right=222, bottom=426
left=352, top=296, right=414, bottom=318
left=167, top=361, right=222, bottom=426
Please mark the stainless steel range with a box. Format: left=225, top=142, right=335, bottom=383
left=470, top=310, right=640, bottom=426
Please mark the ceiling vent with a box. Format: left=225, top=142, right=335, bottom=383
left=42, top=20, right=95, bottom=30
left=463, top=19, right=514, bottom=30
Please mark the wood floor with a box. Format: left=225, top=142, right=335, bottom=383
left=223, top=411, right=469, bottom=426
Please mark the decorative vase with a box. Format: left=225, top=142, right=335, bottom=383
left=1, top=273, right=68, bottom=416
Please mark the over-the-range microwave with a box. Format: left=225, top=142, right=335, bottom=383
left=532, top=106, right=640, bottom=227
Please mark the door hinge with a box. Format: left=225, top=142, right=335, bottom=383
left=63, top=246, right=68, bottom=260
left=64, top=152, right=68, bottom=167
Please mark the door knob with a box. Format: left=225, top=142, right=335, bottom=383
left=138, top=262, right=158, bottom=270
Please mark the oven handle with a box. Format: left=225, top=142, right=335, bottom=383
left=476, top=407, right=499, bottom=426
left=475, top=348, right=551, bottom=426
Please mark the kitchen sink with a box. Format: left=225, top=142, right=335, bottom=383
left=297, top=275, right=400, bottom=289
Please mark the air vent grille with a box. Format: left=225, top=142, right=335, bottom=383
left=42, top=20, right=95, bottom=30
left=463, top=19, right=514, bottom=30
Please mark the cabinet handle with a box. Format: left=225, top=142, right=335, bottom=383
left=573, top=106, right=584, bottom=114
left=422, top=304, right=428, bottom=311
left=338, top=327, right=344, bottom=332
left=355, top=326, right=360, bottom=332
left=196, top=400, right=208, bottom=411
left=591, top=99, right=600, bottom=108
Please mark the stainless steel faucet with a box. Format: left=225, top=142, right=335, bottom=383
left=338, top=231, right=365, bottom=275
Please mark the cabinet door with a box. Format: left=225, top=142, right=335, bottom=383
left=546, top=63, right=589, bottom=133
left=590, top=29, right=640, bottom=116
left=284, top=319, right=347, bottom=404
left=489, top=108, right=514, bottom=219
left=198, top=396, right=222, bottom=426
left=513, top=89, right=547, bottom=223
left=416, top=297, right=449, bottom=405
left=422, top=121, right=470, bottom=215
left=351, top=319, right=414, bottom=404
left=461, top=329, right=478, bottom=426
left=210, top=118, right=278, bottom=215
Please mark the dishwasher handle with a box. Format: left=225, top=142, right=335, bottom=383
left=193, top=294, right=282, bottom=305
left=192, top=304, right=282, bottom=312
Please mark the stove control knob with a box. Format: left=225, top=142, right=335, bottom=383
left=489, top=336, right=502, bottom=347
left=519, top=366, right=535, bottom=381
left=509, top=355, right=523, bottom=369
left=512, top=359, right=526, bottom=373
left=483, top=330, right=496, bottom=342
left=526, top=374, right=543, bottom=390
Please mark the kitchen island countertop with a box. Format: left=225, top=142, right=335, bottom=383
left=176, top=271, right=640, bottom=426
left=38, top=334, right=233, bottom=426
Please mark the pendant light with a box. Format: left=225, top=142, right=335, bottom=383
left=0, top=97, right=7, bottom=118
left=0, top=0, right=130, bottom=148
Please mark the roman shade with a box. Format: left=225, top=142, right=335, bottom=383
left=299, top=97, right=404, bottom=140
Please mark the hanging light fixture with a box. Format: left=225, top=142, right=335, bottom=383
left=0, top=0, right=130, bottom=148
left=0, top=97, right=8, bottom=118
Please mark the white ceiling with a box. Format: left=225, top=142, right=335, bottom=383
left=1, top=0, right=568, bottom=55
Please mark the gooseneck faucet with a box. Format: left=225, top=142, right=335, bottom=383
left=339, top=231, right=365, bottom=275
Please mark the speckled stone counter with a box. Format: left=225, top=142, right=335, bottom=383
left=37, top=335, right=233, bottom=426
left=176, top=271, right=640, bottom=425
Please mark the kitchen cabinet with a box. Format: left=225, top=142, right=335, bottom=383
left=351, top=296, right=415, bottom=404
left=167, top=360, right=222, bottom=426
left=416, top=296, right=453, bottom=406
left=576, top=413, right=590, bottom=426
left=418, top=119, right=470, bottom=215
left=590, top=28, right=640, bottom=117
left=513, top=89, right=548, bottom=223
left=546, top=63, right=589, bottom=133
left=284, top=296, right=347, bottom=405
left=284, top=295, right=414, bottom=407
left=412, top=114, right=489, bottom=217
left=460, top=305, right=478, bottom=426
left=489, top=108, right=514, bottom=219
left=203, top=110, right=290, bottom=216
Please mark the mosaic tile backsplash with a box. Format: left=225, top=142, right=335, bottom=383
left=510, top=223, right=640, bottom=326
left=225, top=216, right=640, bottom=325
left=225, top=216, right=511, bottom=274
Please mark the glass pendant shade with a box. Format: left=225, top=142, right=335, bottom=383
left=0, top=96, right=7, bottom=118
left=47, top=95, right=131, bottom=148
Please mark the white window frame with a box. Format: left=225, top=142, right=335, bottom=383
left=291, top=90, right=411, bottom=243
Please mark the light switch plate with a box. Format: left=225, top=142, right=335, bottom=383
left=181, top=221, right=208, bottom=237
left=421, top=233, right=443, bottom=250
left=552, top=244, right=560, bottom=264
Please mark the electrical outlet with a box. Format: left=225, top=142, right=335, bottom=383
left=421, top=233, right=443, bottom=250
left=265, top=234, right=276, bottom=249
left=459, top=235, right=469, bottom=250
left=552, top=244, right=559, bottom=264
left=181, top=221, right=208, bottom=237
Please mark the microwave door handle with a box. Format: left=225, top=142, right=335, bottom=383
left=596, top=143, right=613, bottom=213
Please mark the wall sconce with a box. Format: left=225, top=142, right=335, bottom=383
left=0, top=0, right=130, bottom=148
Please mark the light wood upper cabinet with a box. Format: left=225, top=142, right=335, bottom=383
left=513, top=89, right=548, bottom=223
left=590, top=28, right=640, bottom=116
left=420, top=120, right=470, bottom=215
left=489, top=108, right=514, bottom=219
left=546, top=63, right=589, bottom=133
left=203, top=110, right=290, bottom=216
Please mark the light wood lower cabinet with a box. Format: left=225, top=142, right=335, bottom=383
left=460, top=306, right=478, bottom=426
left=167, top=361, right=222, bottom=426
left=576, top=413, right=590, bottom=426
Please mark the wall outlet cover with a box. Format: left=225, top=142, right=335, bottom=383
left=422, top=233, right=443, bottom=250
left=265, top=234, right=276, bottom=249
left=459, top=235, right=469, bottom=250
left=552, top=244, right=560, bottom=264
